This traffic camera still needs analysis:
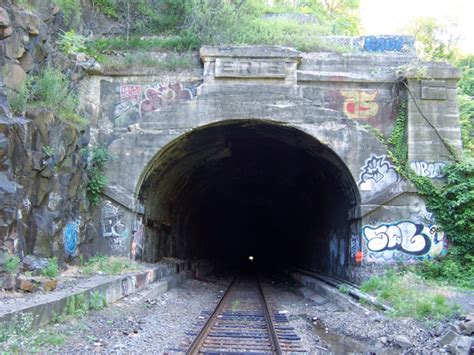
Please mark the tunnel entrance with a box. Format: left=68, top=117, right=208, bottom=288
left=137, top=120, right=360, bottom=279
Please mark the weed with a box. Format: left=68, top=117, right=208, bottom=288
left=42, top=145, right=55, bottom=157
left=103, top=52, right=194, bottom=71
left=4, top=254, right=21, bottom=275
left=84, top=145, right=112, bottom=205
left=80, top=255, right=137, bottom=275
left=337, top=283, right=350, bottom=295
left=41, top=257, right=60, bottom=279
left=361, top=271, right=460, bottom=323
left=58, top=30, right=88, bottom=56
left=89, top=291, right=107, bottom=310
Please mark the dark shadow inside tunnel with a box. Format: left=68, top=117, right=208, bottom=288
left=137, top=120, right=360, bottom=279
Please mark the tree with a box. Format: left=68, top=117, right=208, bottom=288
left=406, top=17, right=459, bottom=62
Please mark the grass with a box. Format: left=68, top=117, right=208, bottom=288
left=80, top=255, right=138, bottom=275
left=102, top=52, right=194, bottom=71
left=0, top=313, right=65, bottom=352
left=3, top=254, right=20, bottom=275
left=41, top=257, right=60, bottom=279
left=360, top=270, right=460, bottom=324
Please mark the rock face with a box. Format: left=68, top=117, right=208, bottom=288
left=0, top=114, right=90, bottom=263
left=0, top=2, right=93, bottom=267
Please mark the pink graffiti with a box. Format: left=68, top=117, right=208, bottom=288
left=139, top=83, right=193, bottom=116
left=120, top=85, right=142, bottom=102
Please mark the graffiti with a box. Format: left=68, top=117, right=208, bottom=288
left=22, top=198, right=31, bottom=210
left=363, top=36, right=412, bottom=52
left=120, top=85, right=142, bottom=102
left=64, top=218, right=81, bottom=256
left=358, top=155, right=399, bottom=192
left=410, top=161, right=447, bottom=179
left=139, top=83, right=193, bottom=117
left=362, top=221, right=447, bottom=262
left=102, top=201, right=129, bottom=249
left=341, top=90, right=379, bottom=119
left=131, top=217, right=144, bottom=259
left=350, top=234, right=361, bottom=260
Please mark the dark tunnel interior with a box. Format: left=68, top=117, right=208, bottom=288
left=138, top=120, right=359, bottom=279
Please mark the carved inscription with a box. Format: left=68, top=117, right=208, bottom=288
left=215, top=58, right=286, bottom=78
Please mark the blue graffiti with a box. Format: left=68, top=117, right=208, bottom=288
left=363, top=36, right=411, bottom=52
left=64, top=219, right=80, bottom=256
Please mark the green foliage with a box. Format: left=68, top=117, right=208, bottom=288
left=41, top=258, right=60, bottom=279
left=85, top=145, right=112, bottom=205
left=89, top=291, right=107, bottom=310
left=387, top=101, right=408, bottom=172
left=90, top=33, right=200, bottom=53
left=6, top=68, right=87, bottom=127
left=406, top=17, right=459, bottom=62
left=4, top=254, right=21, bottom=275
left=58, top=30, right=88, bottom=56
left=337, top=283, right=350, bottom=294
left=87, top=0, right=360, bottom=54
left=92, top=0, right=119, bottom=18
left=80, top=255, right=137, bottom=275
left=103, top=52, right=194, bottom=71
left=56, top=0, right=81, bottom=27
left=360, top=271, right=460, bottom=322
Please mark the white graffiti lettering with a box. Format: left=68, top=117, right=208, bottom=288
left=362, top=221, right=447, bottom=262
left=358, top=155, right=399, bottom=192
left=410, top=161, right=446, bottom=179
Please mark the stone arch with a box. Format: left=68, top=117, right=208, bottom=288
left=134, top=119, right=361, bottom=279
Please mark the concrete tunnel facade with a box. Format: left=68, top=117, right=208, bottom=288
left=81, top=44, right=462, bottom=283
left=137, top=120, right=360, bottom=279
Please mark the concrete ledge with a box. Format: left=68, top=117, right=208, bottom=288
left=0, top=262, right=189, bottom=330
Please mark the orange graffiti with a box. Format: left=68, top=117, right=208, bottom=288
left=355, top=251, right=364, bottom=263
left=341, top=90, right=379, bottom=119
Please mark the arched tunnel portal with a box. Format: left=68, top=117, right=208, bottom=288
left=137, top=120, right=360, bottom=279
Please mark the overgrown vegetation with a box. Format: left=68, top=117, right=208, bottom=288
left=0, top=313, right=65, bottom=352
left=384, top=100, right=474, bottom=289
left=102, top=52, right=194, bottom=70
left=80, top=255, right=138, bottom=275
left=85, top=0, right=360, bottom=54
left=84, top=145, right=112, bottom=205
left=360, top=270, right=460, bottom=323
left=41, top=257, right=60, bottom=279
left=3, top=254, right=21, bottom=275
left=7, top=68, right=86, bottom=127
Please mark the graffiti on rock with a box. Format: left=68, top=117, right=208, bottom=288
left=358, top=155, right=399, bottom=192
left=341, top=90, right=379, bottom=120
left=362, top=221, right=447, bottom=262
left=102, top=201, right=129, bottom=249
left=64, top=218, right=81, bottom=256
left=131, top=217, right=144, bottom=259
left=363, top=36, right=411, bottom=52
left=139, top=83, right=193, bottom=116
left=410, top=161, right=447, bottom=179
left=120, top=85, right=142, bottom=103
left=350, top=234, right=362, bottom=261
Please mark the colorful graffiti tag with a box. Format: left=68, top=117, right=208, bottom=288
left=120, top=85, right=142, bottom=103
left=410, top=161, right=447, bottom=179
left=362, top=36, right=412, bottom=52
left=102, top=201, right=129, bottom=249
left=362, top=221, right=447, bottom=262
left=139, top=83, right=193, bottom=117
left=341, top=90, right=379, bottom=120
left=358, top=155, right=399, bottom=192
left=64, top=218, right=81, bottom=256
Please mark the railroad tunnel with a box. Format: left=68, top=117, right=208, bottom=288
left=137, top=120, right=360, bottom=279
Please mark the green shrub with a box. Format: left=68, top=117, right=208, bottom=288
left=3, top=254, right=21, bottom=275
left=85, top=145, right=112, bottom=205
left=41, top=258, right=60, bottom=279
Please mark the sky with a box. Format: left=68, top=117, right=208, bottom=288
left=359, top=0, right=474, bottom=54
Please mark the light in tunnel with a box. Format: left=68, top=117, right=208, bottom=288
left=248, top=256, right=254, bottom=262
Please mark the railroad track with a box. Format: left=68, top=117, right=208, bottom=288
left=185, top=274, right=306, bottom=354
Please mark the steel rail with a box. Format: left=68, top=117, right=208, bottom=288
left=257, top=275, right=283, bottom=355
left=186, top=275, right=238, bottom=355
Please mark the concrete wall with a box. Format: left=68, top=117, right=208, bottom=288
left=80, top=43, right=461, bottom=281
